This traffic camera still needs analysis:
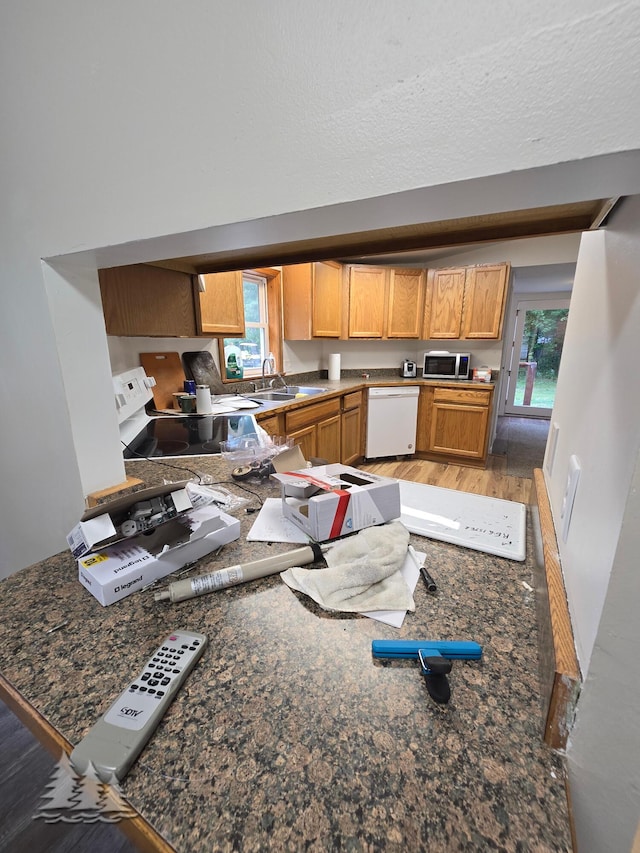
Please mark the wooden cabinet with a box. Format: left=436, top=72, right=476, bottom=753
left=255, top=411, right=284, bottom=437
left=197, top=271, right=245, bottom=336
left=423, top=263, right=510, bottom=340
left=99, top=264, right=198, bottom=337
left=386, top=268, right=426, bottom=338
left=347, top=266, right=388, bottom=338
left=417, top=385, right=493, bottom=465
left=285, top=398, right=341, bottom=463
left=347, top=266, right=425, bottom=339
left=341, top=390, right=364, bottom=465
left=423, top=267, right=466, bottom=339
left=282, top=261, right=343, bottom=339
left=461, top=264, right=509, bottom=339
left=99, top=264, right=245, bottom=337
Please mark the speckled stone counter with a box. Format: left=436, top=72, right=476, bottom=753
left=0, top=455, right=570, bottom=852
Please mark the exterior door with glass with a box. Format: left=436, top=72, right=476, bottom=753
left=504, top=299, right=570, bottom=417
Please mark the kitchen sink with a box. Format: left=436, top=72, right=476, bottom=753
left=248, top=385, right=327, bottom=403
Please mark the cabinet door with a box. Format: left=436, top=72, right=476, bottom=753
left=429, top=388, right=491, bottom=460
left=317, top=414, right=342, bottom=463
left=348, top=266, right=387, bottom=338
left=282, top=263, right=313, bottom=340
left=256, top=412, right=284, bottom=437
left=461, top=263, right=510, bottom=339
left=341, top=406, right=362, bottom=465
left=99, top=264, right=197, bottom=337
left=386, top=268, right=425, bottom=338
left=288, top=424, right=317, bottom=461
left=197, top=271, right=245, bottom=336
left=312, top=262, right=342, bottom=337
left=423, top=268, right=466, bottom=339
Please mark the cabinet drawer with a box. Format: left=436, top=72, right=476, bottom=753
left=433, top=387, right=491, bottom=406
left=342, top=390, right=363, bottom=411
left=285, top=398, right=340, bottom=432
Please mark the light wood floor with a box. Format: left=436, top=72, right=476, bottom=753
left=359, top=454, right=533, bottom=504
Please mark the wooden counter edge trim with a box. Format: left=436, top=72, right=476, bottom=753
left=531, top=469, right=581, bottom=751
left=0, top=673, right=176, bottom=853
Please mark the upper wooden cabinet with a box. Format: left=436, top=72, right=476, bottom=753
left=348, top=266, right=387, bottom=338
left=386, top=268, right=426, bottom=338
left=461, top=263, right=510, bottom=339
left=347, top=265, right=425, bottom=339
left=197, top=271, right=245, bottom=336
left=99, top=264, right=198, bottom=337
left=423, top=263, right=510, bottom=340
left=423, top=267, right=466, bottom=338
left=282, top=261, right=343, bottom=339
left=98, top=264, right=245, bottom=337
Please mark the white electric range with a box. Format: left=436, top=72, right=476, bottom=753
left=113, top=367, right=259, bottom=459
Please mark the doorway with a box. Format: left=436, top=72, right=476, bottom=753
left=503, top=298, right=571, bottom=418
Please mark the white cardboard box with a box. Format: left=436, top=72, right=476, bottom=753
left=77, top=505, right=240, bottom=606
left=272, top=464, right=401, bottom=541
left=67, top=482, right=193, bottom=559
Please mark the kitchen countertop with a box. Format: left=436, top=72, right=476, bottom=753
left=0, top=454, right=570, bottom=852
left=234, top=372, right=495, bottom=418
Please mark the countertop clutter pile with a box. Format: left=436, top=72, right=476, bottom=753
left=67, top=481, right=240, bottom=605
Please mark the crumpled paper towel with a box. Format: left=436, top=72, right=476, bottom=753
left=280, top=520, right=415, bottom=613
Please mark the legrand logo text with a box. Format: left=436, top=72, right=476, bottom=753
left=113, top=554, right=151, bottom=574
left=114, top=575, right=143, bottom=593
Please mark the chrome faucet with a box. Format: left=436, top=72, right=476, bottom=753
left=261, top=354, right=276, bottom=387
left=269, top=373, right=287, bottom=389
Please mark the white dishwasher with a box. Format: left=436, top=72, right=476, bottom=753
left=366, top=386, right=420, bottom=458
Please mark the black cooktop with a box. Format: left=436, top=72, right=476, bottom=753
left=122, top=414, right=259, bottom=459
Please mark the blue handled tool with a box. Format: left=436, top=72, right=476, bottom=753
left=371, top=639, right=482, bottom=660
left=372, top=639, right=483, bottom=705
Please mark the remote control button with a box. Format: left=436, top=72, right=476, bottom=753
left=148, top=679, right=159, bottom=686
left=181, top=644, right=188, bottom=649
left=139, top=686, right=147, bottom=692
left=141, top=673, right=150, bottom=681
left=173, top=668, right=180, bottom=674
left=189, top=645, right=197, bottom=650
left=193, top=640, right=200, bottom=645
left=157, top=690, right=165, bottom=697
left=161, top=677, right=170, bottom=685
left=148, top=689, right=156, bottom=695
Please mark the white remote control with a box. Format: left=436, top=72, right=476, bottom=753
left=70, top=630, right=207, bottom=781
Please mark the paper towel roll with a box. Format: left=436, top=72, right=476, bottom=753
left=196, top=385, right=213, bottom=414
left=328, top=353, right=341, bottom=382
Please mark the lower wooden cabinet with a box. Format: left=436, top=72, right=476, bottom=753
left=285, top=398, right=342, bottom=463
left=341, top=390, right=363, bottom=465
left=255, top=412, right=284, bottom=437
left=417, top=384, right=494, bottom=466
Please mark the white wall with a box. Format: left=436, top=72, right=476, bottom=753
left=544, top=198, right=640, bottom=672
left=543, top=197, right=640, bottom=851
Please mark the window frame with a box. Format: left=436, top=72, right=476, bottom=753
left=217, top=267, right=282, bottom=383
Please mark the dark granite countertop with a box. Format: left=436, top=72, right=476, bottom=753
left=0, top=454, right=570, bottom=852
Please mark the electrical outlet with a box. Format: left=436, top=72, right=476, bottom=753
left=560, top=455, right=581, bottom=542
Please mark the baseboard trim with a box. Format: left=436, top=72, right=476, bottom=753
left=531, top=469, right=581, bottom=750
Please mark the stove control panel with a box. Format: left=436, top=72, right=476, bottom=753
left=113, top=367, right=156, bottom=424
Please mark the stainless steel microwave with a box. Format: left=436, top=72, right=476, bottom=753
left=422, top=351, right=471, bottom=380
